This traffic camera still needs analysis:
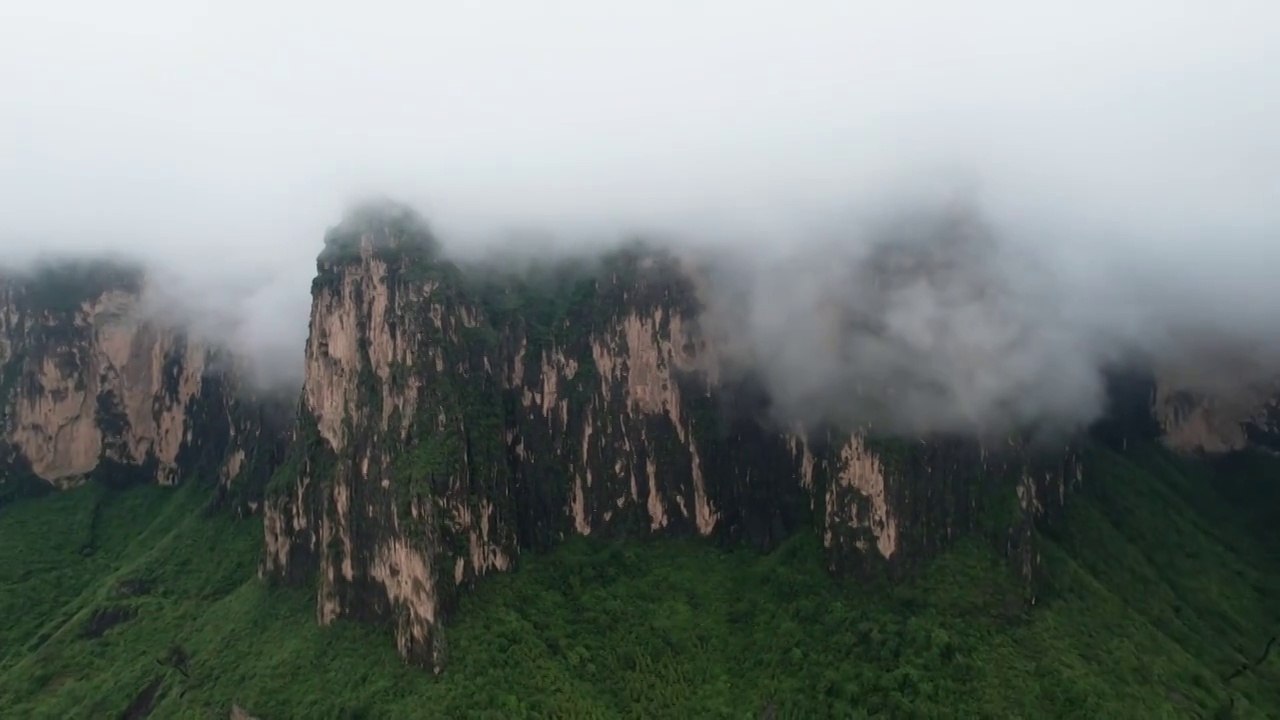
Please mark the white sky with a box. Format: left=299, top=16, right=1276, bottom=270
left=2, top=1, right=1278, bottom=389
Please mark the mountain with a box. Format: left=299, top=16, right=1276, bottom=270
left=261, top=205, right=1086, bottom=669
left=0, top=259, right=289, bottom=508
left=1, top=202, right=1278, bottom=717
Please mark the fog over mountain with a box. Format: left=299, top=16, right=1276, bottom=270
left=2, top=1, right=1278, bottom=434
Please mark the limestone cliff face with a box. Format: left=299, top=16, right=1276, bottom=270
left=260, top=210, right=517, bottom=668
left=0, top=260, right=289, bottom=510
left=261, top=207, right=1082, bottom=669
left=1151, top=377, right=1280, bottom=455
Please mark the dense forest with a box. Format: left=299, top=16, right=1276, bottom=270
left=1, top=442, right=1278, bottom=718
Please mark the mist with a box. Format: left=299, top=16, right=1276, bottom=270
left=2, top=2, right=1279, bottom=432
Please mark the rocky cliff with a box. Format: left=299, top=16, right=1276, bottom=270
left=259, top=206, right=1085, bottom=670
left=0, top=259, right=290, bottom=512
left=6, top=207, right=1276, bottom=676
left=1152, top=377, right=1280, bottom=455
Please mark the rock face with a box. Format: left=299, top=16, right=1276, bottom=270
left=6, top=208, right=1275, bottom=675
left=1152, top=377, right=1280, bottom=455
left=0, top=259, right=289, bottom=510
left=260, top=206, right=1084, bottom=670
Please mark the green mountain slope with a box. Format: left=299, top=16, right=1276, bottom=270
left=0, top=443, right=1276, bottom=718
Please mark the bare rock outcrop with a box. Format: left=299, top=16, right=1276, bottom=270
left=261, top=205, right=1081, bottom=670
left=1152, top=376, right=1280, bottom=455
left=0, top=260, right=290, bottom=508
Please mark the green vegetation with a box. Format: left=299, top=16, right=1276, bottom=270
left=391, top=423, right=462, bottom=515
left=1, top=443, right=1278, bottom=718
left=319, top=201, right=442, bottom=264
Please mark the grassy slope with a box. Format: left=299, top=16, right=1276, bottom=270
left=0, top=443, right=1277, bottom=719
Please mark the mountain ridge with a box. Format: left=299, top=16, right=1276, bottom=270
left=0, top=202, right=1276, bottom=676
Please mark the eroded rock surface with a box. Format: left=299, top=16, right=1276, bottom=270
left=260, top=206, right=1082, bottom=670
left=0, top=260, right=290, bottom=508
left=1152, top=376, right=1280, bottom=454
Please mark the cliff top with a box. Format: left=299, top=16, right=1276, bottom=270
left=319, top=200, right=442, bottom=264
left=0, top=255, right=146, bottom=314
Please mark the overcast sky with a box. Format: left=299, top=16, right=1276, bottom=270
left=2, top=2, right=1279, bottom=402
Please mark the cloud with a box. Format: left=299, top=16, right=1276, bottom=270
left=1, top=2, right=1278, bottom=423
left=691, top=190, right=1170, bottom=438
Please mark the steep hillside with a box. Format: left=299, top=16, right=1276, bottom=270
left=0, top=442, right=1276, bottom=718
left=0, top=258, right=290, bottom=511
